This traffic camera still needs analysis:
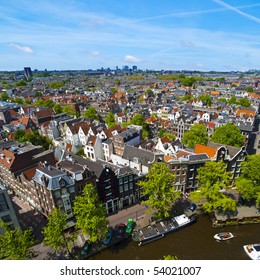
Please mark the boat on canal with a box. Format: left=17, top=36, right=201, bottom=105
left=132, top=213, right=196, bottom=246
left=214, top=232, right=234, bottom=241
left=243, top=243, right=260, bottom=260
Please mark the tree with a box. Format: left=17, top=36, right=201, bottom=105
left=163, top=255, right=179, bottom=260
left=237, top=98, right=251, bottom=107
left=14, top=129, right=52, bottom=150
left=83, top=107, right=99, bottom=120
left=0, top=222, right=35, bottom=260
left=130, top=113, right=145, bottom=126
left=182, top=124, right=208, bottom=148
left=228, top=96, right=237, bottom=105
left=210, top=123, right=244, bottom=147
left=235, top=155, right=260, bottom=207
left=73, top=184, right=108, bottom=243
left=105, top=112, right=116, bottom=128
left=42, top=208, right=73, bottom=255
left=189, top=161, right=236, bottom=213
left=53, top=103, right=63, bottom=114
left=199, top=94, right=212, bottom=106
left=137, top=162, right=181, bottom=220
left=0, top=92, right=9, bottom=101
left=62, top=105, right=76, bottom=116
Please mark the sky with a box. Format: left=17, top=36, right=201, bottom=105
left=0, top=0, right=260, bottom=71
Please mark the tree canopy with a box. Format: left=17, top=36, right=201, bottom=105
left=189, top=161, right=237, bottom=213
left=182, top=123, right=209, bottom=148
left=0, top=222, right=35, bottom=260
left=14, top=129, right=52, bottom=150
left=235, top=155, right=260, bottom=207
left=210, top=123, right=244, bottom=147
left=105, top=112, right=116, bottom=128
left=73, top=184, right=108, bottom=242
left=42, top=208, right=70, bottom=254
left=83, top=107, right=99, bottom=120
left=138, top=162, right=181, bottom=220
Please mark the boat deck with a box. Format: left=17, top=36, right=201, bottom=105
left=140, top=219, right=179, bottom=239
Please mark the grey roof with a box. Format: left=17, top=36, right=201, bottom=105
left=122, top=145, right=156, bottom=166
left=33, top=166, right=74, bottom=190
left=188, top=154, right=209, bottom=161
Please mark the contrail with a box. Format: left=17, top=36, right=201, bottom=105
left=213, top=0, right=260, bottom=24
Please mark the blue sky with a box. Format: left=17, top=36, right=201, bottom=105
left=1, top=0, right=259, bottom=71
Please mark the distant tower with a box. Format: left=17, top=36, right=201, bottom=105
left=132, top=65, right=137, bottom=72
left=24, top=67, right=32, bottom=80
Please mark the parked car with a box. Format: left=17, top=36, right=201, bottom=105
left=103, top=227, right=114, bottom=245
left=188, top=203, right=197, bottom=212
left=125, top=218, right=134, bottom=234
left=80, top=241, right=91, bottom=256
left=115, top=223, right=126, bottom=239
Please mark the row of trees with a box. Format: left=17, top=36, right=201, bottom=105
left=2, top=154, right=260, bottom=259
left=182, top=123, right=245, bottom=148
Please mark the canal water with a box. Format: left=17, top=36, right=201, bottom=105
left=90, top=214, right=260, bottom=260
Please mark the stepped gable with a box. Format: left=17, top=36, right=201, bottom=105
left=207, top=141, right=242, bottom=159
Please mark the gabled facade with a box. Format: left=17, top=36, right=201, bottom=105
left=33, top=166, right=75, bottom=218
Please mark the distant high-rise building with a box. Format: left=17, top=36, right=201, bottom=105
left=122, top=65, right=129, bottom=71
left=132, top=65, right=137, bottom=72
left=24, top=67, right=32, bottom=80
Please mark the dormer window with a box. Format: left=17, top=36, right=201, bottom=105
left=59, top=178, right=66, bottom=187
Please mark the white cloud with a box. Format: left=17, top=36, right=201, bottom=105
left=9, top=43, right=33, bottom=53
left=124, top=55, right=140, bottom=63
left=89, top=50, right=100, bottom=56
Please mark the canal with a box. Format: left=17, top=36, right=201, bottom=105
left=90, top=214, right=260, bottom=260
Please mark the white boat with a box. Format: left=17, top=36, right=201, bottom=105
left=243, top=243, right=260, bottom=260
left=214, top=232, right=234, bottom=241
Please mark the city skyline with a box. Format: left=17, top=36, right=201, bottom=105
left=1, top=0, right=260, bottom=72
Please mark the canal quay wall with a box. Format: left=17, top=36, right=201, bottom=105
left=212, top=206, right=260, bottom=228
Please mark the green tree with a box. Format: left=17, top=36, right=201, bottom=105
left=53, top=103, right=63, bottom=114
left=0, top=222, right=35, bottom=260
left=42, top=208, right=73, bottom=255
left=73, top=184, right=108, bottom=243
left=182, top=124, right=208, bottom=148
left=34, top=91, right=42, bottom=98
left=83, top=107, right=99, bottom=120
left=210, top=123, right=244, bottom=147
left=130, top=113, right=145, bottom=126
left=0, top=92, right=9, bottom=101
left=199, top=94, right=212, bottom=106
left=105, top=112, right=116, bottom=128
left=49, top=81, right=64, bottom=89
left=235, top=155, right=260, bottom=207
left=228, top=96, right=237, bottom=105
left=246, top=86, right=254, bottom=93
left=15, top=129, right=52, bottom=150
left=163, top=255, right=179, bottom=260
left=138, top=162, right=181, bottom=220
left=13, top=129, right=26, bottom=141
left=189, top=161, right=236, bottom=213
left=62, top=105, right=76, bottom=116
left=237, top=98, right=251, bottom=107
left=75, top=147, right=85, bottom=157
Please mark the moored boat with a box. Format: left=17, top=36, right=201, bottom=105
left=132, top=213, right=196, bottom=246
left=214, top=232, right=234, bottom=241
left=243, top=243, right=260, bottom=260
